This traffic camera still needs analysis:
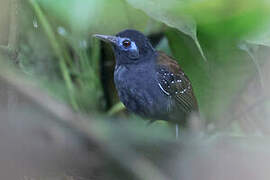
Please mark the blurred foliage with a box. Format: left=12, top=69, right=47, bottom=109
left=11, top=0, right=270, bottom=125
left=37, top=0, right=151, bottom=35
left=1, top=0, right=270, bottom=179
left=127, top=0, right=207, bottom=61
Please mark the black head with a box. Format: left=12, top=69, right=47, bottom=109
left=93, top=29, right=155, bottom=65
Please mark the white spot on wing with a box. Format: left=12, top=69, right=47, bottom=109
left=180, top=89, right=187, bottom=94
left=158, top=83, right=170, bottom=96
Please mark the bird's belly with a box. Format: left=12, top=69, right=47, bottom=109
left=118, top=87, right=168, bottom=118
left=114, top=66, right=170, bottom=119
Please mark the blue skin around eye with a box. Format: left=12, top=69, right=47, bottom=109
left=117, top=37, right=139, bottom=59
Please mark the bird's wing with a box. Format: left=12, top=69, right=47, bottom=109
left=156, top=51, right=198, bottom=113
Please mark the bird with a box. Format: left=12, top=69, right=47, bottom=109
left=93, top=29, right=198, bottom=137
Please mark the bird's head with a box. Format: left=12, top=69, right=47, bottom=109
left=93, top=29, right=155, bottom=65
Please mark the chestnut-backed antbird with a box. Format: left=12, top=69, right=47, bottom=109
left=94, top=29, right=198, bottom=137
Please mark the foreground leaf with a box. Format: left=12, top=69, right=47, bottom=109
left=126, top=0, right=207, bottom=61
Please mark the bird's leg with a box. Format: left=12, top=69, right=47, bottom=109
left=175, top=124, right=179, bottom=139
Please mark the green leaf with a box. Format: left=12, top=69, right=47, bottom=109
left=238, top=42, right=265, bottom=88
left=166, top=28, right=259, bottom=122
left=245, top=22, right=270, bottom=47
left=38, top=0, right=150, bottom=35
left=185, top=0, right=270, bottom=39
left=126, top=0, right=207, bottom=61
left=108, top=102, right=125, bottom=116
left=238, top=22, right=270, bottom=89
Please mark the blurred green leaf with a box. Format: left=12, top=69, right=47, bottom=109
left=166, top=29, right=259, bottom=121
left=108, top=102, right=125, bottom=116
left=238, top=42, right=264, bottom=88
left=184, top=0, right=270, bottom=39
left=245, top=22, right=270, bottom=47
left=38, top=0, right=150, bottom=35
left=126, top=0, right=207, bottom=61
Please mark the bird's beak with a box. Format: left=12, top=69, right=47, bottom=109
left=93, top=34, right=118, bottom=45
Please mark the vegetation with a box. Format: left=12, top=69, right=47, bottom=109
left=0, top=0, right=270, bottom=179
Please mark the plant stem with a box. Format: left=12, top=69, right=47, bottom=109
left=29, top=0, right=79, bottom=110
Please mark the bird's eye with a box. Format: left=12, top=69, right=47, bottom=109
left=122, top=40, right=131, bottom=48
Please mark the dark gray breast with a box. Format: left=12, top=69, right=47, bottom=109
left=114, top=63, right=171, bottom=120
